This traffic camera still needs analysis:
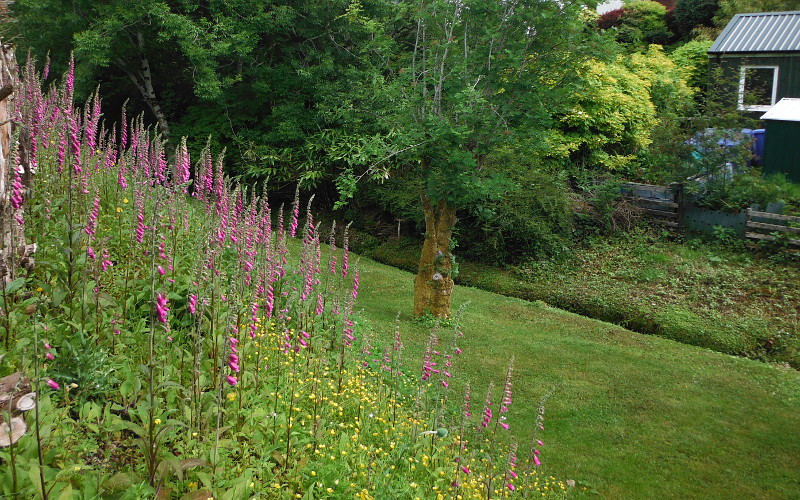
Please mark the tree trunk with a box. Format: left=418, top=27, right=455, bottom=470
left=0, top=42, right=34, bottom=286
left=114, top=32, right=171, bottom=140
left=413, top=190, right=457, bottom=318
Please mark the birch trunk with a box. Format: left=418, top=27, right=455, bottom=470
left=114, top=32, right=171, bottom=140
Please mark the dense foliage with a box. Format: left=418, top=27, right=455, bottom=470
left=0, top=1, right=799, bottom=496
left=4, top=0, right=798, bottom=311
left=0, top=61, right=562, bottom=498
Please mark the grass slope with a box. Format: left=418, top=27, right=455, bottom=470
left=353, top=254, right=800, bottom=499
left=365, top=232, right=800, bottom=367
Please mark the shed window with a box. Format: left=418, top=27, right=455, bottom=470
left=738, top=66, right=778, bottom=111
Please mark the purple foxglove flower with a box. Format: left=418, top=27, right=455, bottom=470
left=155, top=293, right=169, bottom=323
left=188, top=294, right=197, bottom=314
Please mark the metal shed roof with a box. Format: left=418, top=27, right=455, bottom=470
left=708, top=11, right=800, bottom=54
left=760, top=98, right=800, bottom=121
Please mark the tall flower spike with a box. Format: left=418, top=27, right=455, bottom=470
left=342, top=222, right=351, bottom=278
left=9, top=172, right=24, bottom=210
left=69, top=114, right=82, bottom=173
left=228, top=335, right=240, bottom=385
left=250, top=302, right=259, bottom=339
left=65, top=54, right=75, bottom=104
left=352, top=269, right=360, bottom=301
left=289, top=184, right=300, bottom=238
left=85, top=193, right=100, bottom=237
left=85, top=88, right=101, bottom=156
left=120, top=100, right=129, bottom=151
left=135, top=195, right=146, bottom=244
left=328, top=221, right=338, bottom=275
left=42, top=54, right=50, bottom=80
left=463, top=382, right=472, bottom=418
left=480, top=383, right=494, bottom=429
left=176, top=137, right=191, bottom=192
left=499, top=357, right=514, bottom=430
left=504, top=444, right=519, bottom=491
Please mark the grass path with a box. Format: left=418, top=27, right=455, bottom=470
left=353, top=254, right=800, bottom=499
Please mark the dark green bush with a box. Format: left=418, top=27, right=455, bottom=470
left=457, top=153, right=575, bottom=264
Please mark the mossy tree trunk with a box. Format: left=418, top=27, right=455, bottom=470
left=413, top=190, right=457, bottom=318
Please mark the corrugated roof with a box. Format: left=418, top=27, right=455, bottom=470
left=709, top=11, right=800, bottom=53
left=761, top=98, right=800, bottom=121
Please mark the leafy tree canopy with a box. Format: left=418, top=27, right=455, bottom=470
left=715, top=0, right=799, bottom=29
left=673, top=0, right=719, bottom=38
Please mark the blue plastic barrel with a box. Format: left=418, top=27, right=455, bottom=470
left=752, top=129, right=765, bottom=166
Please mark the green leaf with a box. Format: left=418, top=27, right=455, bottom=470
left=180, top=491, right=215, bottom=500
left=28, top=464, right=44, bottom=498
left=3, top=277, right=26, bottom=294
left=194, top=471, right=213, bottom=490
left=56, top=484, right=74, bottom=500
left=102, top=472, right=138, bottom=492
left=119, top=420, right=146, bottom=438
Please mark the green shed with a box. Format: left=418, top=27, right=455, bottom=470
left=761, top=98, right=800, bottom=182
left=708, top=11, right=800, bottom=116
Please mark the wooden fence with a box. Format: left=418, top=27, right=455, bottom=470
left=621, top=182, right=800, bottom=248
left=621, top=182, right=679, bottom=228
left=745, top=209, right=800, bottom=247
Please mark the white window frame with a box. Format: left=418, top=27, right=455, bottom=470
left=738, top=65, right=779, bottom=112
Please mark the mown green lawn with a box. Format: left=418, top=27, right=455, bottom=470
left=353, top=254, right=800, bottom=499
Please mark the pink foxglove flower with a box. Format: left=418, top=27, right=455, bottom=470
left=352, top=269, right=360, bottom=300
left=155, top=293, right=169, bottom=323
left=480, top=384, right=494, bottom=429
left=47, top=379, right=59, bottom=390
left=10, top=173, right=24, bottom=210
left=101, top=250, right=113, bottom=271
left=188, top=294, right=197, bottom=314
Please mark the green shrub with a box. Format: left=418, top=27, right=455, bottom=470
left=458, top=149, right=575, bottom=264
left=670, top=40, right=714, bottom=93
left=618, top=0, right=673, bottom=47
